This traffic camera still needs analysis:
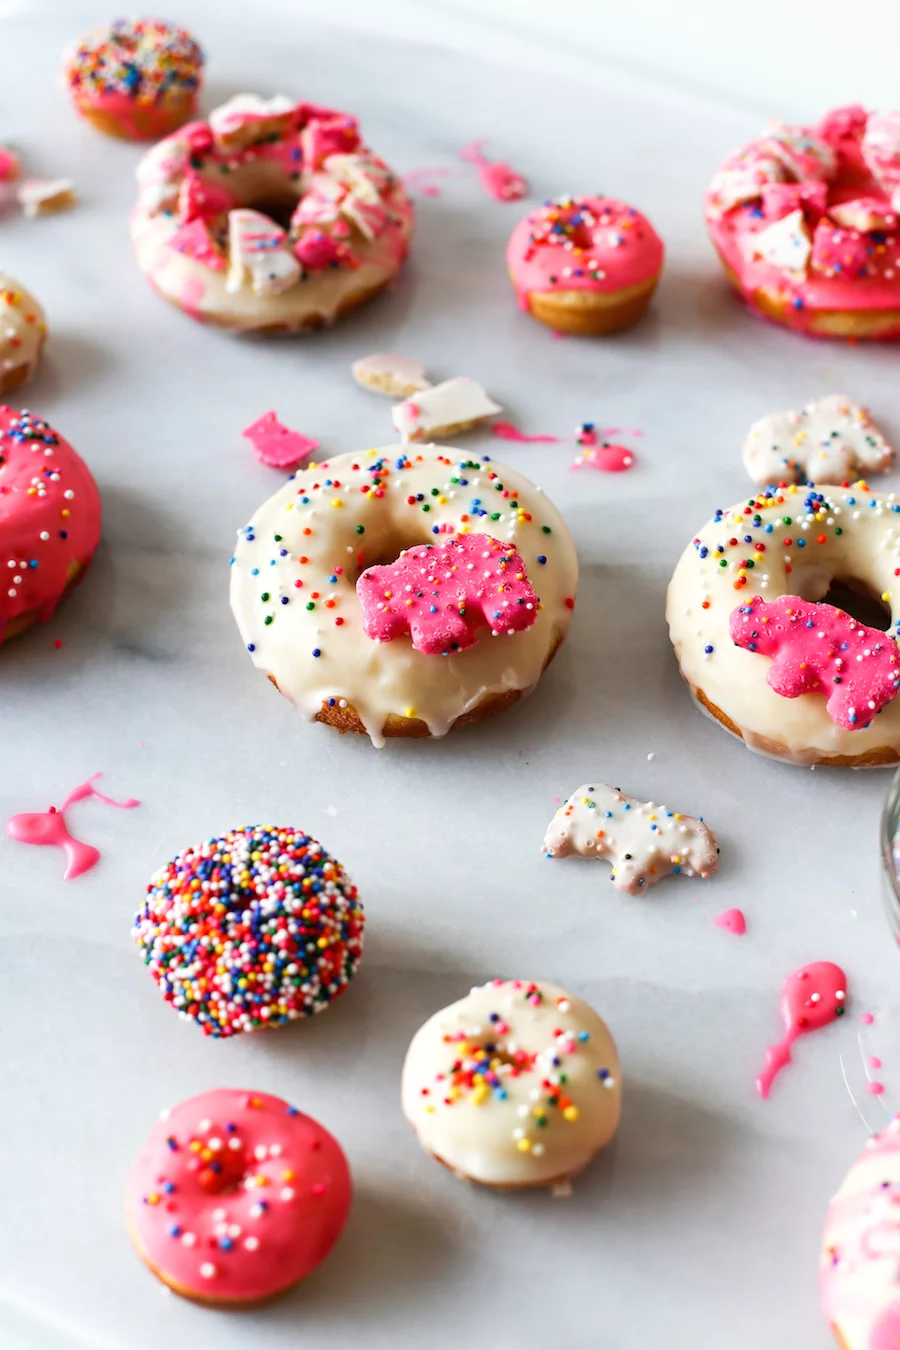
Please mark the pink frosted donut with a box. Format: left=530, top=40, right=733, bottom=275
left=705, top=105, right=900, bottom=340
left=0, top=406, right=101, bottom=644
left=506, top=195, right=664, bottom=335
left=126, top=1089, right=352, bottom=1306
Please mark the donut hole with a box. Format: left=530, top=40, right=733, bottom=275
left=793, top=563, right=891, bottom=628
left=354, top=527, right=436, bottom=576
left=245, top=193, right=299, bottom=231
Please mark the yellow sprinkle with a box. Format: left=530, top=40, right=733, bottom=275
left=404, top=706, right=416, bottom=718
left=563, top=1106, right=579, bottom=1122
left=516, top=1137, right=532, bottom=1152
left=146, top=1192, right=161, bottom=1205
left=472, top=1084, right=489, bottom=1106
left=883, top=592, right=891, bottom=603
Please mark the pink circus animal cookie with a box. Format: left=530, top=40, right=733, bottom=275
left=742, top=393, right=893, bottom=486
left=507, top=194, right=664, bottom=335
left=757, top=961, right=847, bottom=1098
left=730, top=595, right=900, bottom=731
left=126, top=1088, right=352, bottom=1305
left=542, top=782, right=719, bottom=895
left=7, top=773, right=139, bottom=879
left=241, top=412, right=320, bottom=470
left=357, top=532, right=538, bottom=655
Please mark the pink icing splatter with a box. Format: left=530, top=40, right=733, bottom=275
left=868, top=1081, right=886, bottom=1096
left=491, top=422, right=559, bottom=444
left=357, top=533, right=537, bottom=655
left=7, top=774, right=139, bottom=880
left=714, top=908, right=747, bottom=935
left=459, top=140, right=527, bottom=202
left=862, top=1012, right=876, bottom=1024
left=756, top=961, right=847, bottom=1099
left=242, top=413, right=320, bottom=471
left=0, top=147, right=20, bottom=182
left=730, top=595, right=900, bottom=731
left=402, top=167, right=461, bottom=198
left=871, top=1056, right=883, bottom=1068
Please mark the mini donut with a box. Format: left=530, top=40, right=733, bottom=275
left=820, top=1114, right=900, bottom=1350
left=132, top=826, right=364, bottom=1037
left=0, top=406, right=100, bottom=644
left=666, top=482, right=900, bottom=766
left=62, top=18, right=203, bottom=141
left=401, top=979, right=621, bottom=1189
left=126, top=1088, right=352, bottom=1306
left=705, top=105, right=900, bottom=340
left=229, top=447, right=578, bottom=746
left=0, top=277, right=47, bottom=393
left=131, top=95, right=413, bottom=334
left=506, top=195, right=664, bottom=335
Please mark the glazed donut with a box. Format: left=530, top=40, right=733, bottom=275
left=229, top=447, right=578, bottom=746
left=0, top=407, right=100, bottom=644
left=62, top=18, right=203, bottom=141
left=131, top=95, right=413, bottom=333
left=705, top=105, right=900, bottom=340
left=0, top=277, right=46, bottom=393
left=506, top=195, right=664, bottom=335
left=401, top=979, right=621, bottom=1189
left=126, top=1088, right=351, bottom=1306
left=666, top=483, right=900, bottom=766
left=820, top=1114, right=900, bottom=1350
left=132, top=826, right=364, bottom=1037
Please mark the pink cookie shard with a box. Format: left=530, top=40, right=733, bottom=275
left=730, top=595, right=900, bottom=730
left=356, top=533, right=538, bottom=655
left=242, top=412, right=320, bottom=470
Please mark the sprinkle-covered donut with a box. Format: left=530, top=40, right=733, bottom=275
left=666, top=483, right=900, bottom=766
left=0, top=406, right=100, bottom=644
left=229, top=447, right=578, bottom=746
left=0, top=277, right=46, bottom=394
left=126, top=1088, right=352, bottom=1305
left=132, top=826, right=364, bottom=1037
left=506, top=195, right=664, bottom=335
left=705, top=105, right=900, bottom=339
left=131, top=94, right=413, bottom=333
left=63, top=18, right=204, bottom=141
left=402, top=979, right=621, bottom=1189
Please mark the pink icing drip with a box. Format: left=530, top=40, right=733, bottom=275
left=714, top=908, right=747, bottom=935
left=756, top=960, right=847, bottom=1099
left=241, top=413, right=320, bottom=471
left=459, top=140, right=527, bottom=202
left=7, top=773, right=139, bottom=880
left=868, top=1081, right=887, bottom=1096
left=491, top=422, right=559, bottom=444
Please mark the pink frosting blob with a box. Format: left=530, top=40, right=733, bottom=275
left=756, top=961, right=847, bottom=1099
left=7, top=773, right=138, bottom=880
left=714, top=908, right=747, bottom=936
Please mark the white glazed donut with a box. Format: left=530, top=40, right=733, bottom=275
left=131, top=95, right=413, bottom=333
left=401, top=979, right=621, bottom=1189
left=0, top=276, right=46, bottom=393
left=229, top=447, right=578, bottom=746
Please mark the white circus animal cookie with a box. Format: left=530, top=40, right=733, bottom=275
left=17, top=178, right=77, bottom=218
left=746, top=208, right=812, bottom=275
left=543, top=782, right=719, bottom=895
left=392, top=377, right=502, bottom=442
left=742, top=393, right=893, bottom=487
left=226, top=208, right=300, bottom=297
left=352, top=353, right=431, bottom=398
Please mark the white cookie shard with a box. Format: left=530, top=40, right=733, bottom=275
left=392, top=377, right=502, bottom=442
left=746, top=208, right=812, bottom=274
left=17, top=177, right=77, bottom=218
left=742, top=393, right=893, bottom=487
left=761, top=122, right=837, bottom=181
left=706, top=152, right=785, bottom=217
left=352, top=353, right=431, bottom=398
left=209, top=93, right=296, bottom=151
left=829, top=197, right=898, bottom=232
left=543, top=783, right=719, bottom=896
left=324, top=152, right=394, bottom=202
left=226, top=208, right=301, bottom=296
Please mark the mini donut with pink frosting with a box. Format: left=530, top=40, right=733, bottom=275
left=705, top=105, right=900, bottom=340
left=506, top=195, right=664, bottom=335
left=126, top=1088, right=352, bottom=1305
left=131, top=93, right=414, bottom=334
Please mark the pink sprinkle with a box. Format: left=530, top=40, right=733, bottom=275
left=867, top=1081, right=886, bottom=1096
left=491, top=422, right=559, bottom=445
left=870, top=1056, right=883, bottom=1069
left=714, top=908, right=747, bottom=936
left=861, top=1013, right=875, bottom=1024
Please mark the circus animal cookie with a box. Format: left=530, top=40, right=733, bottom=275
left=402, top=979, right=621, bottom=1189
left=63, top=19, right=204, bottom=140
left=757, top=961, right=846, bottom=1099
left=126, top=1088, right=351, bottom=1305
left=392, top=378, right=502, bottom=442
left=0, top=277, right=47, bottom=394
left=705, top=106, right=900, bottom=340
left=352, top=353, right=431, bottom=398
left=7, top=773, right=138, bottom=880
left=543, top=783, right=719, bottom=894
left=506, top=195, right=664, bottom=335
left=742, top=394, right=893, bottom=487
left=131, top=94, right=414, bottom=333
left=357, top=533, right=537, bottom=654
left=17, top=179, right=76, bottom=218
left=132, top=826, right=364, bottom=1037
left=0, top=407, right=101, bottom=644
left=666, top=483, right=900, bottom=765
left=229, top=448, right=578, bottom=745
left=242, top=413, right=319, bottom=470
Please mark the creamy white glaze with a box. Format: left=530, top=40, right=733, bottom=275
left=743, top=394, right=893, bottom=487
left=0, top=275, right=46, bottom=386
left=392, top=378, right=502, bottom=441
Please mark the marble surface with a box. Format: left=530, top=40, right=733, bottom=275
left=2, top=3, right=900, bottom=1347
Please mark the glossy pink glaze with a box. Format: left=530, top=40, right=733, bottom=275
left=126, top=1089, right=352, bottom=1303
left=169, top=219, right=224, bottom=270
left=7, top=773, right=139, bottom=880
left=714, top=908, right=747, bottom=935
left=78, top=90, right=198, bottom=139
left=730, top=595, right=900, bottom=731
left=241, top=413, right=320, bottom=470
left=756, top=961, right=847, bottom=1098
left=491, top=422, right=559, bottom=444
left=0, top=407, right=101, bottom=640
left=0, top=148, right=20, bottom=182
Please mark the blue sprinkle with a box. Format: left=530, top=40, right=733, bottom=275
left=312, top=648, right=321, bottom=658
left=247, top=643, right=255, bottom=652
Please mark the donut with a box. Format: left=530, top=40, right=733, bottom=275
left=0, top=277, right=47, bottom=393
left=229, top=447, right=578, bottom=746
left=126, top=1088, right=351, bottom=1306
left=666, top=483, right=900, bottom=766
left=820, top=1114, right=900, bottom=1350
left=506, top=195, right=664, bottom=335
left=401, top=979, right=621, bottom=1189
left=0, top=407, right=100, bottom=645
left=62, top=18, right=203, bottom=141
left=131, top=95, right=413, bottom=334
left=132, top=826, right=364, bottom=1037
left=705, top=105, right=900, bottom=340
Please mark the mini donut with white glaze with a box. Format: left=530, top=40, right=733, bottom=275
left=401, top=979, right=621, bottom=1189
left=229, top=447, right=578, bottom=746
left=0, top=276, right=46, bottom=393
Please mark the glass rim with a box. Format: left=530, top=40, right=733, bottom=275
left=881, top=764, right=900, bottom=915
